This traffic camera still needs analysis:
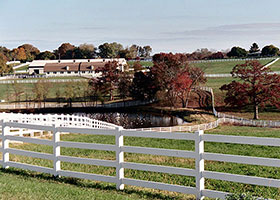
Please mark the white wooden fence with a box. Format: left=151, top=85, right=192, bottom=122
left=0, top=113, right=279, bottom=199
left=0, top=78, right=86, bottom=84
left=190, top=57, right=276, bottom=64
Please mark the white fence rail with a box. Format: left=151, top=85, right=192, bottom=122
left=0, top=78, right=86, bottom=84
left=189, top=57, right=277, bottom=64
left=0, top=113, right=279, bottom=199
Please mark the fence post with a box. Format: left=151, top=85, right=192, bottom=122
left=195, top=130, right=205, bottom=200
left=53, top=124, right=61, bottom=177
left=116, top=126, right=124, bottom=190
left=2, top=120, right=10, bottom=169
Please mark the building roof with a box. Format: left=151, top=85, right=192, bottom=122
left=29, top=58, right=127, bottom=68
left=44, top=62, right=106, bottom=72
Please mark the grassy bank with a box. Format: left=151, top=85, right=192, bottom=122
left=0, top=125, right=279, bottom=199
left=191, top=59, right=273, bottom=74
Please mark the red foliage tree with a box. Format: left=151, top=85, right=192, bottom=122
left=152, top=53, right=205, bottom=107
left=95, top=61, right=120, bottom=101
left=220, top=60, right=280, bottom=119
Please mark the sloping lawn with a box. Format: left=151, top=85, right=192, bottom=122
left=192, top=59, right=274, bottom=74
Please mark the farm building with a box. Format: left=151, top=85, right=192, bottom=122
left=28, top=58, right=127, bottom=77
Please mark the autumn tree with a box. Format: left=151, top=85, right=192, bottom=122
left=0, top=46, right=12, bottom=60
left=88, top=78, right=104, bottom=106
left=65, top=82, right=76, bottom=107
left=0, top=53, right=13, bottom=75
left=95, top=61, right=120, bottom=101
left=12, top=81, right=24, bottom=106
left=118, top=72, right=132, bottom=101
left=151, top=53, right=205, bottom=107
left=56, top=43, right=75, bottom=59
left=33, top=79, right=52, bottom=108
left=132, top=61, right=143, bottom=72
left=11, top=47, right=27, bottom=62
left=129, top=71, right=158, bottom=101
left=208, top=52, right=225, bottom=59
left=18, top=44, right=40, bottom=61
left=220, top=60, right=280, bottom=119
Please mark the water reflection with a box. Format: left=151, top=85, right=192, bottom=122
left=86, top=112, right=184, bottom=129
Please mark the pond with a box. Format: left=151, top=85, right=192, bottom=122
left=80, top=112, right=185, bottom=129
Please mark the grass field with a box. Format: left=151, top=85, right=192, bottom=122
left=191, top=59, right=274, bottom=74
left=270, top=59, right=280, bottom=71
left=0, top=125, right=279, bottom=199
left=127, top=61, right=153, bottom=67
left=0, top=78, right=88, bottom=102
left=14, top=65, right=29, bottom=71
left=128, top=59, right=275, bottom=74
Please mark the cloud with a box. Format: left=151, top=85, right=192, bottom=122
left=163, top=23, right=280, bottom=37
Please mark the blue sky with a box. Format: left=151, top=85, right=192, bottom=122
left=1, top=0, right=280, bottom=53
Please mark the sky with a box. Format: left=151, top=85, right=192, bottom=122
left=1, top=0, right=280, bottom=53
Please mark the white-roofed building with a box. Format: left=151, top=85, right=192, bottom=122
left=28, top=58, right=127, bottom=76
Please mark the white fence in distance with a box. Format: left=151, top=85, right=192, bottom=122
left=0, top=78, right=87, bottom=84
left=0, top=113, right=279, bottom=199
left=189, top=57, right=277, bottom=64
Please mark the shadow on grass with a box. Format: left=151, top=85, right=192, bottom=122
left=0, top=168, right=194, bottom=200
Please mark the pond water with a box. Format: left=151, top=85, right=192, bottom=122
left=80, top=112, right=185, bottom=129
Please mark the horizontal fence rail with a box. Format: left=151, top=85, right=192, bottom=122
left=0, top=113, right=279, bottom=199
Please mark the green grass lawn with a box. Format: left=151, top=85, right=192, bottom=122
left=14, top=65, right=29, bottom=71
left=127, top=61, right=153, bottom=67
left=128, top=59, right=275, bottom=74
left=0, top=78, right=88, bottom=102
left=191, top=59, right=274, bottom=74
left=0, top=125, right=279, bottom=199
left=270, top=59, right=280, bottom=71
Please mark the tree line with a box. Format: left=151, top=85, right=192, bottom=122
left=186, top=43, right=279, bottom=60
left=0, top=43, right=153, bottom=63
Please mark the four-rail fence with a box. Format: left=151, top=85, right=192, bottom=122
left=0, top=113, right=279, bottom=199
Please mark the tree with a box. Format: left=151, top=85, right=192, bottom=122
left=11, top=47, right=27, bottom=62
left=65, top=82, right=76, bottom=107
left=151, top=53, right=206, bottom=107
left=132, top=61, right=143, bottom=72
left=261, top=45, right=279, bottom=57
left=142, top=46, right=152, bottom=57
left=18, top=44, right=40, bottom=61
left=12, top=81, right=24, bottom=106
left=0, top=46, right=12, bottom=61
left=130, top=71, right=158, bottom=100
left=36, top=51, right=56, bottom=60
left=118, top=72, right=132, bottom=101
left=220, top=60, right=280, bottom=119
left=56, top=43, right=75, bottom=59
left=78, top=43, right=96, bottom=58
left=88, top=78, right=104, bottom=106
left=0, top=53, right=13, bottom=75
left=227, top=47, right=247, bottom=58
left=32, top=79, right=52, bottom=108
left=208, top=52, right=225, bottom=59
left=172, top=71, right=193, bottom=107
left=95, top=61, right=120, bottom=100
left=249, top=43, right=260, bottom=53
left=151, top=53, right=190, bottom=107
left=98, top=42, right=123, bottom=58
